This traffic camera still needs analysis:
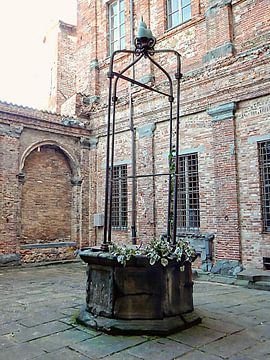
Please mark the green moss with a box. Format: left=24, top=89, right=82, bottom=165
left=70, top=309, right=80, bottom=325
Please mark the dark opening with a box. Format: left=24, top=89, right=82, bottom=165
left=263, top=257, right=270, bottom=270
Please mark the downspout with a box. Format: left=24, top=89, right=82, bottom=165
left=129, top=0, right=137, bottom=244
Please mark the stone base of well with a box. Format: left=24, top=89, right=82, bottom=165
left=77, top=248, right=201, bottom=335
left=77, top=306, right=201, bottom=335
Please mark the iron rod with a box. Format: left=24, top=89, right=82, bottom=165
left=146, top=53, right=173, bottom=96
left=110, top=173, right=183, bottom=181
left=106, top=54, right=143, bottom=245
left=103, top=75, right=113, bottom=249
left=147, top=50, right=174, bottom=240
left=107, top=93, right=118, bottom=245
left=167, top=99, right=174, bottom=240
left=108, top=71, right=123, bottom=244
left=111, top=71, right=171, bottom=98
left=172, top=60, right=182, bottom=245
left=129, top=3, right=137, bottom=245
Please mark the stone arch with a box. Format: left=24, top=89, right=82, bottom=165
left=19, top=140, right=81, bottom=182
left=18, top=141, right=82, bottom=252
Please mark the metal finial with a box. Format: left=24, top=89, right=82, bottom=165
left=137, top=18, right=154, bottom=40
left=135, top=17, right=156, bottom=54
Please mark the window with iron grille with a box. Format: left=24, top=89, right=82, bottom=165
left=258, top=141, right=270, bottom=232
left=109, top=0, right=125, bottom=55
left=111, top=164, right=128, bottom=230
left=167, top=0, right=191, bottom=29
left=177, top=153, right=200, bottom=231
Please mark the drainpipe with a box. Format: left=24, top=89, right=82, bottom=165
left=129, top=0, right=137, bottom=244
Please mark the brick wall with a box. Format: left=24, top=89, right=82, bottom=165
left=0, top=101, right=92, bottom=264
left=69, top=0, right=270, bottom=270
left=1, top=0, right=270, bottom=269
left=47, top=21, right=77, bottom=114
left=20, top=145, right=72, bottom=243
left=236, top=95, right=270, bottom=268
left=0, top=133, right=20, bottom=255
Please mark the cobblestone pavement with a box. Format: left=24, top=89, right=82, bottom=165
left=1, top=262, right=270, bottom=360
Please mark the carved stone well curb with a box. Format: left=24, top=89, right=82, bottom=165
left=77, top=248, right=201, bottom=335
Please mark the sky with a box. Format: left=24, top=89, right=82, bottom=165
left=0, top=0, right=77, bottom=110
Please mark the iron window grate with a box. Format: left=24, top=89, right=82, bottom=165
left=258, top=141, right=270, bottom=232
left=177, top=153, right=200, bottom=231
left=111, top=164, right=128, bottom=230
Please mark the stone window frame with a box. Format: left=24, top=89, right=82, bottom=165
left=177, top=152, right=200, bottom=231
left=111, top=164, right=128, bottom=230
left=166, top=0, right=192, bottom=30
left=258, top=140, right=270, bottom=233
left=108, top=0, right=125, bottom=55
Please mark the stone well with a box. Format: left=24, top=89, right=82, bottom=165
left=77, top=248, right=201, bottom=335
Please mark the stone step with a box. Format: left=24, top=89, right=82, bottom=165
left=237, top=269, right=270, bottom=283
left=248, top=281, right=270, bottom=291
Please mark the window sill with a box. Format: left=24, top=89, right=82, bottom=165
left=157, top=14, right=205, bottom=43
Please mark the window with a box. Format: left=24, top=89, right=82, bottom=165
left=111, top=164, right=128, bottom=229
left=177, top=153, right=200, bottom=231
left=258, top=141, right=270, bottom=232
left=167, top=0, right=191, bottom=29
left=109, top=0, right=125, bottom=54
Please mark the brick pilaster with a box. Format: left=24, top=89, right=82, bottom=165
left=204, top=0, right=234, bottom=63
left=208, top=102, right=241, bottom=261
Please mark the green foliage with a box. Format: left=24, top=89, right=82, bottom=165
left=109, top=237, right=196, bottom=267
left=108, top=243, right=139, bottom=266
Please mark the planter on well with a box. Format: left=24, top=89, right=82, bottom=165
left=77, top=245, right=201, bottom=335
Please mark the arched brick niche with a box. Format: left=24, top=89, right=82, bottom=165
left=20, top=144, right=73, bottom=245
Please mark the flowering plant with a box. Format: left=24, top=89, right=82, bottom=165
left=109, top=237, right=196, bottom=267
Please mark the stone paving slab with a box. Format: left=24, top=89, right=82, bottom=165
left=198, top=316, right=244, bottom=334
left=20, top=311, right=65, bottom=327
left=23, top=347, right=90, bottom=360
left=1, top=263, right=270, bottom=359
left=12, top=320, right=71, bottom=343
left=127, top=338, right=192, bottom=360
left=0, top=342, right=45, bottom=360
left=102, top=352, right=143, bottom=360
left=0, top=335, right=17, bottom=349
left=29, top=328, right=98, bottom=352
left=230, top=339, right=270, bottom=359
left=175, top=350, right=223, bottom=360
left=70, top=334, right=146, bottom=358
left=168, top=325, right=225, bottom=347
left=0, top=321, right=25, bottom=336
left=201, top=331, right=258, bottom=358
left=228, top=355, right=255, bottom=360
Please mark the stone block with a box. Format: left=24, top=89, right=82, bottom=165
left=0, top=253, right=21, bottom=266
left=207, top=102, right=236, bottom=122
left=203, top=43, right=234, bottom=63
left=114, top=294, right=162, bottom=319
left=86, top=265, right=114, bottom=317
left=211, top=259, right=242, bottom=276
left=137, top=123, right=156, bottom=138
